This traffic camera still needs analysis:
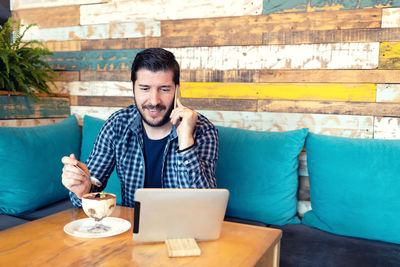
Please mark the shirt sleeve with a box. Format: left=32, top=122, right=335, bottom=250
left=179, top=121, right=218, bottom=188
left=68, top=117, right=118, bottom=207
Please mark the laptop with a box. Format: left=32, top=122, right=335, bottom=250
left=132, top=188, right=229, bottom=242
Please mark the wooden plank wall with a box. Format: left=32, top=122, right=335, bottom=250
left=11, top=0, right=400, bottom=213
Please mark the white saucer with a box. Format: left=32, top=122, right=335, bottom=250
left=64, top=217, right=131, bottom=238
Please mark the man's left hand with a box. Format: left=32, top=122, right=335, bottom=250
left=170, top=97, right=197, bottom=150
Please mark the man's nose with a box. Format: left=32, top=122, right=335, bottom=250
left=149, top=89, right=161, bottom=105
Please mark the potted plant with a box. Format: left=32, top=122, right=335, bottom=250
left=0, top=17, right=57, bottom=99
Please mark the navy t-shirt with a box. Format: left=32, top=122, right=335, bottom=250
left=143, top=133, right=169, bottom=188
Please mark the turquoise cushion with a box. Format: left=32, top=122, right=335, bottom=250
left=216, top=126, right=308, bottom=225
left=0, top=116, right=81, bottom=215
left=303, top=133, right=400, bottom=244
left=81, top=115, right=122, bottom=205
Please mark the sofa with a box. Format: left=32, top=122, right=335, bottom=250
left=1, top=115, right=400, bottom=266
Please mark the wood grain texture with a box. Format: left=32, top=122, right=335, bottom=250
left=64, top=81, right=133, bottom=96
left=199, top=110, right=374, bottom=138
left=162, top=9, right=381, bottom=38
left=11, top=0, right=109, bottom=10
left=181, top=82, right=376, bottom=102
left=0, top=95, right=70, bottom=119
left=44, top=41, right=81, bottom=52
left=260, top=70, right=400, bottom=83
left=382, top=7, right=400, bottom=28
left=13, top=6, right=80, bottom=28
left=374, top=117, right=400, bottom=139
left=262, top=0, right=399, bottom=14
left=22, top=21, right=160, bottom=42
left=263, top=28, right=400, bottom=45
left=167, top=43, right=379, bottom=70
left=80, top=0, right=263, bottom=25
left=54, top=71, right=80, bottom=82
left=379, top=42, right=400, bottom=69
left=376, top=84, right=400, bottom=102
left=258, top=100, right=400, bottom=116
left=0, top=207, right=282, bottom=267
left=70, top=95, right=133, bottom=107
left=46, top=49, right=142, bottom=71
left=71, top=106, right=121, bottom=121
left=0, top=118, right=64, bottom=127
left=80, top=70, right=131, bottom=82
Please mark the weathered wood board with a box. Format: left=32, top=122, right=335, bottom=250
left=0, top=95, right=70, bottom=119
left=80, top=0, right=263, bottom=25
left=11, top=0, right=109, bottom=10
left=374, top=117, right=400, bottom=139
left=13, top=6, right=80, bottom=28
left=79, top=70, right=131, bottom=82
left=22, top=21, right=160, bottom=42
left=167, top=43, right=379, bottom=70
left=162, top=9, right=381, bottom=36
left=262, top=0, right=400, bottom=14
left=198, top=110, right=374, bottom=138
left=63, top=81, right=133, bottom=96
left=259, top=70, right=400, bottom=83
left=382, top=7, right=400, bottom=28
left=258, top=99, right=400, bottom=117
left=45, top=49, right=143, bottom=71
left=180, top=82, right=376, bottom=102
left=376, top=84, right=400, bottom=102
left=263, top=28, right=400, bottom=45
left=0, top=118, right=64, bottom=127
left=70, top=106, right=121, bottom=123
left=379, top=42, right=400, bottom=69
left=44, top=41, right=81, bottom=52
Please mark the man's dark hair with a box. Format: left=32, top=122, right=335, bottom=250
left=131, top=48, right=180, bottom=86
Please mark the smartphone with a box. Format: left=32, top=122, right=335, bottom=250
left=174, top=85, right=181, bottom=109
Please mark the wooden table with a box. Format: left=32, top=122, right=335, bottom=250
left=0, top=206, right=282, bottom=267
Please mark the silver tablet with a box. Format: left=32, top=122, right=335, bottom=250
left=132, top=188, right=229, bottom=242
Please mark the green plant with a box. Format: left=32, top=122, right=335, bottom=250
left=0, top=18, right=56, bottom=99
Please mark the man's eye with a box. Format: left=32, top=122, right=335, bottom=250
left=160, top=87, right=170, bottom=92
left=140, top=87, right=149, bottom=91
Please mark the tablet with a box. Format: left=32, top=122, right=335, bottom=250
left=132, top=188, right=229, bottom=242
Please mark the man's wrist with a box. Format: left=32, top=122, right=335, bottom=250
left=177, top=143, right=195, bottom=153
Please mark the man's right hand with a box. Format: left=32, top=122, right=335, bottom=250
left=61, top=153, right=91, bottom=199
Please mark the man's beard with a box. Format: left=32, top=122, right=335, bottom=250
left=136, top=102, right=174, bottom=127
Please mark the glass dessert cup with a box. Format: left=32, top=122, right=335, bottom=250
left=82, top=192, right=117, bottom=233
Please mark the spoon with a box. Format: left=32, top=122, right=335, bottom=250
left=74, top=165, right=102, bottom=187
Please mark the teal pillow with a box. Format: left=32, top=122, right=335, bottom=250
left=216, top=126, right=308, bottom=225
left=81, top=115, right=122, bottom=205
left=303, top=133, right=400, bottom=244
left=0, top=115, right=81, bottom=215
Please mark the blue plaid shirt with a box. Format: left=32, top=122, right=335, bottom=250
left=69, top=104, right=218, bottom=207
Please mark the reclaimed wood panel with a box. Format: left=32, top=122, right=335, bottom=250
left=382, top=7, right=400, bottom=28
left=199, top=110, right=374, bottom=138
left=0, top=95, right=70, bottom=119
left=80, top=70, right=131, bottom=82
left=180, top=70, right=260, bottom=83
left=376, top=84, right=400, bottom=102
left=80, top=0, right=263, bottom=25
left=181, top=82, right=376, bottom=102
left=0, top=118, right=64, bottom=127
left=44, top=41, right=81, bottom=52
left=54, top=71, right=80, bottom=82
left=262, top=0, right=399, bottom=14
left=46, top=44, right=379, bottom=71
left=45, top=49, right=143, bottom=71
left=258, top=100, right=400, bottom=117
left=162, top=9, right=381, bottom=38
left=263, top=28, right=400, bottom=45
left=167, top=43, right=379, bottom=70
left=374, top=117, right=400, bottom=139
left=22, top=21, right=160, bottom=42
left=379, top=42, right=400, bottom=69
left=13, top=6, right=79, bottom=28
left=259, top=70, right=400, bottom=83
left=298, top=152, right=308, bottom=177
left=11, top=0, right=108, bottom=10
left=70, top=95, right=133, bottom=107
left=65, top=81, right=132, bottom=96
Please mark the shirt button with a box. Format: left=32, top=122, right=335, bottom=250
left=139, top=165, right=143, bottom=169
left=184, top=160, right=189, bottom=165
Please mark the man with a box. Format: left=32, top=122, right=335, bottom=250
left=61, top=48, right=218, bottom=207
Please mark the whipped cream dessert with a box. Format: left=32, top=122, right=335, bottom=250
left=82, top=192, right=116, bottom=221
